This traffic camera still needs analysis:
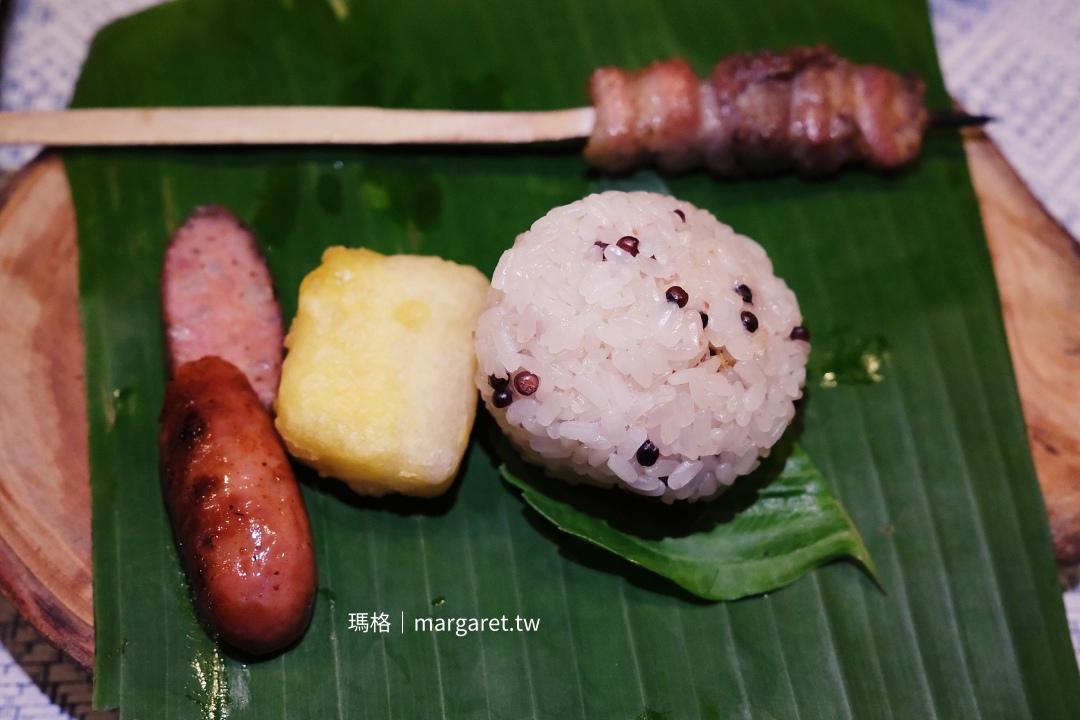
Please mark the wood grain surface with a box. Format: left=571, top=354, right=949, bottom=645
left=0, top=156, right=93, bottom=669
left=964, top=130, right=1080, bottom=565
left=0, top=134, right=1076, bottom=668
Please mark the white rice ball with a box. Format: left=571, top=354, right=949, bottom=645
left=474, top=191, right=809, bottom=502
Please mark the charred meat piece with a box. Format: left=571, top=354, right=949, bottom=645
left=585, top=58, right=702, bottom=174
left=160, top=356, right=316, bottom=656
left=585, top=46, right=929, bottom=176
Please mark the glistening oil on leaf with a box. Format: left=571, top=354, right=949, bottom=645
left=813, top=327, right=891, bottom=387
left=188, top=645, right=230, bottom=720
left=499, top=436, right=878, bottom=601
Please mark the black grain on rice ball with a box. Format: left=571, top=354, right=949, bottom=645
left=666, top=285, right=689, bottom=307
left=616, top=236, right=640, bottom=256
left=514, top=371, right=540, bottom=396
left=674, top=209, right=685, bottom=222
left=735, top=283, right=753, bottom=304
left=492, top=388, right=513, bottom=408
left=790, top=326, right=811, bottom=342
left=636, top=439, right=660, bottom=466
left=741, top=310, right=759, bottom=333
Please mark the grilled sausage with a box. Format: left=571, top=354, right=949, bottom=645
left=159, top=356, right=316, bottom=655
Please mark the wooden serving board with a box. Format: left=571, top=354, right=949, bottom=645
left=964, top=131, right=1080, bottom=565
left=0, top=156, right=93, bottom=668
left=1, top=135, right=1078, bottom=670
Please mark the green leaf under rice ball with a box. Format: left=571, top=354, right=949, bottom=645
left=500, top=440, right=878, bottom=601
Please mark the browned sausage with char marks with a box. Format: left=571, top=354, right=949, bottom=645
left=160, top=356, right=316, bottom=656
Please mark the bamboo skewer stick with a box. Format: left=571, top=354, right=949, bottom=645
left=927, top=109, right=993, bottom=127
left=0, top=106, right=993, bottom=148
left=0, top=106, right=598, bottom=146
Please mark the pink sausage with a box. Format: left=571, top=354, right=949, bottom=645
left=162, top=206, right=283, bottom=409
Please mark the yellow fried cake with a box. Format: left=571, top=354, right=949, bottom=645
left=275, top=247, right=489, bottom=497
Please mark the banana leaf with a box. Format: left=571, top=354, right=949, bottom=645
left=67, top=0, right=1080, bottom=717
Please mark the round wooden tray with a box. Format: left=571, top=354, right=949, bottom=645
left=0, top=156, right=93, bottom=668
left=2, top=135, right=1079, bottom=671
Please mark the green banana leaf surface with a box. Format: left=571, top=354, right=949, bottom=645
left=67, top=0, right=1080, bottom=717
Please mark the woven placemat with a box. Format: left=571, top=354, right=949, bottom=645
left=0, top=595, right=107, bottom=720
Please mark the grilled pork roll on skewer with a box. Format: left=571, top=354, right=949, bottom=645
left=0, top=45, right=981, bottom=177
left=585, top=46, right=930, bottom=176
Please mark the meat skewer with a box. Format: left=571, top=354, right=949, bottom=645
left=587, top=46, right=933, bottom=176
left=0, top=46, right=984, bottom=177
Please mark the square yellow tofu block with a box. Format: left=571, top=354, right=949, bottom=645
left=275, top=247, right=489, bottom=498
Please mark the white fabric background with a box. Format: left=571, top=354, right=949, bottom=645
left=0, top=661, right=72, bottom=720
left=929, top=0, right=1080, bottom=242
left=0, top=0, right=164, bottom=169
